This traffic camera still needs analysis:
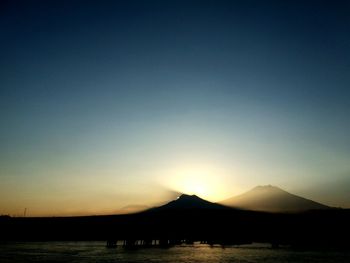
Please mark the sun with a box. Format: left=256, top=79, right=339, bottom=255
left=180, top=176, right=209, bottom=197
left=159, top=164, right=231, bottom=202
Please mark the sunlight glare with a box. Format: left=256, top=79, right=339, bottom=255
left=158, top=164, right=233, bottom=202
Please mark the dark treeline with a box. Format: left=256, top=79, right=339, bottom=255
left=1, top=208, right=350, bottom=249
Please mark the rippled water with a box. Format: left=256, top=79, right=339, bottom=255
left=0, top=242, right=349, bottom=263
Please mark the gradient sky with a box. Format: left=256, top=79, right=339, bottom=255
left=1, top=0, right=350, bottom=216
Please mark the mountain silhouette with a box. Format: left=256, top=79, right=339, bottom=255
left=221, top=185, right=330, bottom=212
left=1, top=189, right=349, bottom=249
left=148, top=194, right=230, bottom=211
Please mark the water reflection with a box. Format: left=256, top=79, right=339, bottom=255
left=0, top=242, right=349, bottom=263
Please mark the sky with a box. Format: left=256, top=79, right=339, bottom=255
left=1, top=0, right=350, bottom=216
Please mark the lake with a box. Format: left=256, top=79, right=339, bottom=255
left=0, top=242, right=349, bottom=263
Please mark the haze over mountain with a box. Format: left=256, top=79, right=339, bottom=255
left=221, top=185, right=330, bottom=212
left=116, top=204, right=149, bottom=214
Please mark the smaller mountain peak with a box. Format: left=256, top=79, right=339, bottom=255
left=253, top=185, right=282, bottom=191
left=221, top=185, right=330, bottom=212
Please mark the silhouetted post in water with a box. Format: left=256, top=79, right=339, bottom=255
left=185, top=239, right=194, bottom=244
left=123, top=239, right=137, bottom=247
left=143, top=239, right=153, bottom=247
left=106, top=240, right=117, bottom=248
left=271, top=242, right=279, bottom=249
left=159, top=239, right=169, bottom=247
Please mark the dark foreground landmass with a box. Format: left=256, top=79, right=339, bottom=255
left=1, top=195, right=349, bottom=249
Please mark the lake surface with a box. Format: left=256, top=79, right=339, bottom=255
left=0, top=242, right=349, bottom=263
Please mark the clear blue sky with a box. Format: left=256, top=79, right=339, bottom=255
left=1, top=0, right=350, bottom=216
